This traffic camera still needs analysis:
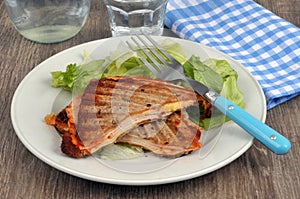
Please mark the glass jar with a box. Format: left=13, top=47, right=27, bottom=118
left=5, top=0, right=91, bottom=43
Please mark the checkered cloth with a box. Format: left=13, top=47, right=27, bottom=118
left=164, top=0, right=300, bottom=109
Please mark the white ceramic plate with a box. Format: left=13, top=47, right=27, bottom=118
left=11, top=36, right=266, bottom=185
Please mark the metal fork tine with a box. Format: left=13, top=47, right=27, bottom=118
left=135, top=34, right=170, bottom=67
left=142, top=33, right=177, bottom=63
left=126, top=40, right=159, bottom=76
left=127, top=34, right=184, bottom=80
left=130, top=36, right=164, bottom=72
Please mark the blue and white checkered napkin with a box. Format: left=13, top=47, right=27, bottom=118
left=164, top=0, right=300, bottom=109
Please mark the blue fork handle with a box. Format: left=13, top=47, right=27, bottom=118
left=214, top=96, right=291, bottom=154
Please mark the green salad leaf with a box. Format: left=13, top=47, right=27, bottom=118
left=51, top=59, right=105, bottom=94
left=96, top=143, right=144, bottom=160
left=102, top=57, right=152, bottom=78
left=183, top=55, right=224, bottom=93
left=187, top=58, right=245, bottom=129
left=204, top=59, right=245, bottom=108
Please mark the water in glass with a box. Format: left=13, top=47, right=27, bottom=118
left=103, top=0, right=168, bottom=37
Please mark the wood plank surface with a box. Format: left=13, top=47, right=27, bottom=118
left=0, top=0, right=299, bottom=198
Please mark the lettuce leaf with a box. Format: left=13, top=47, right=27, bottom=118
left=96, top=143, right=144, bottom=160
left=51, top=64, right=78, bottom=91
left=183, top=55, right=224, bottom=93
left=51, top=59, right=105, bottom=94
left=198, top=59, right=245, bottom=129
left=204, top=59, right=245, bottom=108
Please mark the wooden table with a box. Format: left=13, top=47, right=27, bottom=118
left=1, top=1, right=299, bottom=198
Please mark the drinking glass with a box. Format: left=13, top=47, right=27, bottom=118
left=103, top=0, right=168, bottom=37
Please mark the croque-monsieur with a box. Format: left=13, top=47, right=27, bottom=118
left=45, top=76, right=212, bottom=158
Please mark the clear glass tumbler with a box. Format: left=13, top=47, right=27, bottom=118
left=5, top=0, right=91, bottom=44
left=103, top=0, right=168, bottom=37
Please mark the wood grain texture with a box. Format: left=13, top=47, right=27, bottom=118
left=255, top=0, right=300, bottom=27
left=1, top=0, right=299, bottom=198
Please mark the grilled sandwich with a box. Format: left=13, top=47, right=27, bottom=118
left=45, top=76, right=211, bottom=158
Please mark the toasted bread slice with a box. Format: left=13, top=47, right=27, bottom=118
left=117, top=111, right=202, bottom=157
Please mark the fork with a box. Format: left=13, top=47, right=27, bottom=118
left=126, top=34, right=291, bottom=155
